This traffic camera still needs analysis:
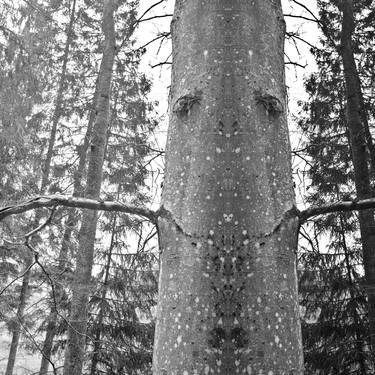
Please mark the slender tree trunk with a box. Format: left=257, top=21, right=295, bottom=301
left=89, top=215, right=116, bottom=375
left=41, top=0, right=77, bottom=189
left=340, top=0, right=375, bottom=362
left=38, top=76, right=98, bottom=375
left=4, top=18, right=35, bottom=375
left=5, top=3, right=77, bottom=373
left=63, top=1, right=116, bottom=374
left=153, top=1, right=303, bottom=374
left=4, top=254, right=32, bottom=375
left=37, top=5, right=79, bottom=375
left=338, top=213, right=368, bottom=374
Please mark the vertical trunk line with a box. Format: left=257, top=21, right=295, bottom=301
left=4, top=255, right=32, bottom=375
left=38, top=76, right=98, bottom=375
left=338, top=210, right=368, bottom=373
left=37, top=4, right=79, bottom=375
left=62, top=1, right=116, bottom=374
left=340, top=0, right=375, bottom=362
left=6, top=3, right=77, bottom=373
left=89, top=214, right=116, bottom=375
left=41, top=0, right=77, bottom=192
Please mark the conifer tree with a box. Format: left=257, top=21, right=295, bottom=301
left=296, top=0, right=375, bottom=371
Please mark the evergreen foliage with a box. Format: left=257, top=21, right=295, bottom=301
left=0, top=1, right=159, bottom=373
left=297, top=0, right=375, bottom=372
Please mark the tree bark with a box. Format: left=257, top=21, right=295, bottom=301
left=340, top=0, right=375, bottom=361
left=62, top=1, right=116, bottom=374
left=153, top=1, right=303, bottom=374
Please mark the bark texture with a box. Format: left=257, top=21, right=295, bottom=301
left=153, top=1, right=303, bottom=374
left=340, top=0, right=375, bottom=360
left=62, top=1, right=116, bottom=374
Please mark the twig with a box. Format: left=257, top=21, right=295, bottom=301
left=0, top=259, right=36, bottom=296
left=137, top=14, right=173, bottom=23
left=135, top=0, right=165, bottom=25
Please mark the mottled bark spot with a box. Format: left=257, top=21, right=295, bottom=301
left=231, top=327, right=249, bottom=348
left=208, top=327, right=226, bottom=348
left=173, top=89, right=202, bottom=119
left=254, top=90, right=283, bottom=116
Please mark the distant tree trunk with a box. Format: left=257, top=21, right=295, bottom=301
left=38, top=73, right=98, bottom=375
left=62, top=1, right=116, bottom=374
left=4, top=253, right=32, bottom=375
left=5, top=3, right=77, bottom=373
left=153, top=1, right=303, bottom=374
left=41, top=0, right=77, bottom=190
left=338, top=214, right=368, bottom=373
left=340, top=0, right=375, bottom=361
left=89, top=215, right=116, bottom=375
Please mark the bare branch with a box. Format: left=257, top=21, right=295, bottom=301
left=0, top=195, right=158, bottom=223
left=137, top=32, right=170, bottom=51
left=0, top=259, right=36, bottom=296
left=25, top=208, right=56, bottom=239
left=299, top=198, right=375, bottom=222
left=290, top=0, right=338, bottom=50
left=151, top=60, right=172, bottom=68
left=135, top=0, right=165, bottom=25
left=284, top=14, right=319, bottom=23
left=137, top=14, right=173, bottom=23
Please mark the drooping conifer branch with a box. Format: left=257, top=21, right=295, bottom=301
left=0, top=195, right=158, bottom=223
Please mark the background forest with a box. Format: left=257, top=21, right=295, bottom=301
left=0, top=0, right=374, bottom=374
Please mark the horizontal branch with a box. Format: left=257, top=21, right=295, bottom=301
left=3, top=196, right=375, bottom=228
left=299, top=198, right=375, bottom=222
left=0, top=195, right=158, bottom=223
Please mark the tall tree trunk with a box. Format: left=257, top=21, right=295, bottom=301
left=40, top=0, right=77, bottom=190
left=62, top=1, right=116, bottom=374
left=5, top=3, right=76, bottom=373
left=153, top=1, right=303, bottom=374
left=4, top=253, right=32, bottom=375
left=338, top=213, right=368, bottom=374
left=38, top=76, right=98, bottom=375
left=340, top=0, right=375, bottom=361
left=89, top=214, right=116, bottom=375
